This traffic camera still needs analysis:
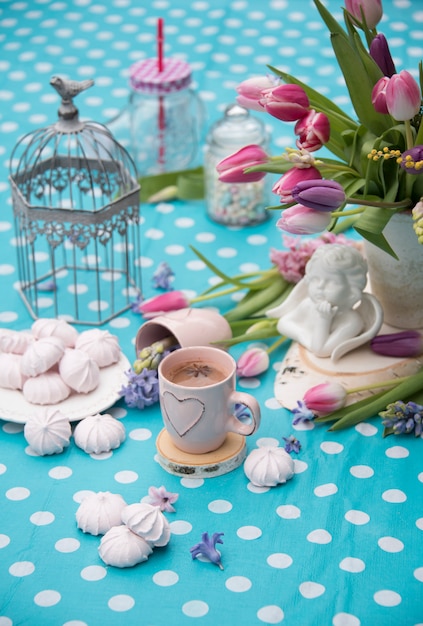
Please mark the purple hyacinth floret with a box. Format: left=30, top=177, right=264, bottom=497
left=152, top=261, right=175, bottom=290
left=292, top=400, right=316, bottom=425
left=119, top=368, right=160, bottom=409
left=283, top=435, right=302, bottom=454
left=130, top=293, right=144, bottom=313
left=190, top=532, right=224, bottom=570
left=380, top=400, right=423, bottom=436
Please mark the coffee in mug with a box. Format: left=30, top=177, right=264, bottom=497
left=158, top=346, right=261, bottom=454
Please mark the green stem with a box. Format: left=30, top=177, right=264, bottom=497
left=345, top=196, right=412, bottom=209
left=347, top=375, right=411, bottom=394
left=331, top=207, right=365, bottom=217
left=190, top=285, right=242, bottom=303
left=404, top=119, right=414, bottom=150
left=266, top=335, right=287, bottom=355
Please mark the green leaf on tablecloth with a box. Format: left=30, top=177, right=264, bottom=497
left=139, top=167, right=204, bottom=203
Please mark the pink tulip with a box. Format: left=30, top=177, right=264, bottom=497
left=345, top=0, right=383, bottom=29
left=260, top=84, right=310, bottom=122
left=236, top=76, right=278, bottom=112
left=371, top=76, right=390, bottom=114
left=385, top=71, right=421, bottom=121
left=138, top=291, right=190, bottom=318
left=217, top=144, right=268, bottom=183
left=371, top=331, right=423, bottom=357
left=303, top=382, right=347, bottom=415
left=236, top=347, right=270, bottom=377
left=295, top=110, right=330, bottom=152
left=276, top=204, right=332, bottom=235
left=272, top=166, right=322, bottom=203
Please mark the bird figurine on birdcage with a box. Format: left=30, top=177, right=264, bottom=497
left=9, top=75, right=142, bottom=326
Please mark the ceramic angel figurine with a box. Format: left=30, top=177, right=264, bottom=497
left=267, top=244, right=383, bottom=361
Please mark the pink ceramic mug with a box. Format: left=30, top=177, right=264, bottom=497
left=158, top=346, right=261, bottom=454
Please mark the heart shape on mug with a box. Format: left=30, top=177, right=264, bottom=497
left=162, top=391, right=205, bottom=437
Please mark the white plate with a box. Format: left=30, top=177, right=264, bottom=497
left=0, top=353, right=131, bottom=424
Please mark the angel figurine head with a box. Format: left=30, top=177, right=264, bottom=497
left=267, top=243, right=383, bottom=361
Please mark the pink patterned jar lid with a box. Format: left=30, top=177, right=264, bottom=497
left=129, top=58, right=192, bottom=94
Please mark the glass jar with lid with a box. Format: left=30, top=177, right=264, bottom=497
left=106, top=57, right=205, bottom=176
left=204, top=103, right=270, bottom=226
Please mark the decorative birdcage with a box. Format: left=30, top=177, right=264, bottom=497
left=9, top=76, right=142, bottom=326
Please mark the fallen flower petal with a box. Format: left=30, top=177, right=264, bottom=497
left=190, top=532, right=224, bottom=570
left=283, top=435, right=302, bottom=454
left=147, top=485, right=179, bottom=513
left=292, top=400, right=316, bottom=425
left=152, top=261, right=175, bottom=290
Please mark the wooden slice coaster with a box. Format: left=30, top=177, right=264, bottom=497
left=156, top=428, right=247, bottom=478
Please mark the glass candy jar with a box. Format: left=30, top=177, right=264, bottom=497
left=204, top=104, right=270, bottom=226
left=106, top=58, right=204, bottom=176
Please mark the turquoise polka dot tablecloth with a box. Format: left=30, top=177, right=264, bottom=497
left=1, top=1, right=423, bottom=625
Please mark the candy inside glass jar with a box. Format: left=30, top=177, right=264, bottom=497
left=204, top=104, right=270, bottom=226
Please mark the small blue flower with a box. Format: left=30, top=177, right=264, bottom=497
left=152, top=261, right=175, bottom=290
left=380, top=400, right=423, bottom=436
left=292, top=400, right=316, bottom=425
left=283, top=435, right=302, bottom=454
left=119, top=368, right=160, bottom=409
left=190, top=532, right=224, bottom=570
left=130, top=293, right=144, bottom=313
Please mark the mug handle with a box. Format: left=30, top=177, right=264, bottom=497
left=227, top=391, right=261, bottom=436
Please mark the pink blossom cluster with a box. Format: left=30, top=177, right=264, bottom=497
left=270, top=233, right=355, bottom=283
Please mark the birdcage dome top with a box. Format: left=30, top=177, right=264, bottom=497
left=9, top=76, right=139, bottom=216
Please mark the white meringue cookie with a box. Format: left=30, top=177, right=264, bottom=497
left=59, top=348, right=100, bottom=393
left=99, top=525, right=153, bottom=568
left=0, top=353, right=25, bottom=390
left=21, top=336, right=65, bottom=377
left=23, top=371, right=71, bottom=405
left=73, top=413, right=126, bottom=454
left=75, top=329, right=121, bottom=368
left=24, top=408, right=71, bottom=455
left=244, top=446, right=295, bottom=488
left=0, top=329, right=34, bottom=354
left=121, top=503, right=171, bottom=547
left=76, top=491, right=127, bottom=535
left=31, top=318, right=79, bottom=348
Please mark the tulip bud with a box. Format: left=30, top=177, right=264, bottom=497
left=272, top=167, right=322, bottom=203
left=236, top=347, right=270, bottom=377
left=385, top=71, right=421, bottom=121
left=260, top=84, right=310, bottom=122
left=291, top=179, right=346, bottom=212
left=217, top=144, right=268, bottom=183
left=370, top=34, right=396, bottom=78
left=276, top=204, right=332, bottom=235
left=345, top=0, right=383, bottom=29
left=295, top=109, right=330, bottom=152
left=372, top=76, right=390, bottom=114
left=303, top=382, right=347, bottom=415
left=236, top=76, right=278, bottom=112
left=370, top=331, right=423, bottom=357
left=138, top=291, right=190, bottom=318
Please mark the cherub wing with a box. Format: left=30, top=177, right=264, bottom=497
left=266, top=278, right=308, bottom=320
left=331, top=293, right=384, bottom=362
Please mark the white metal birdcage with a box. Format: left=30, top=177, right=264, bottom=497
left=9, top=76, right=142, bottom=326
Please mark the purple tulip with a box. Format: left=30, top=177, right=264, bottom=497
left=276, top=204, right=332, bottom=235
left=345, top=0, right=383, bottom=29
left=386, top=70, right=421, bottom=121
left=272, top=166, right=322, bottom=203
left=370, top=34, right=396, bottom=77
left=291, top=179, right=346, bottom=212
left=370, top=331, right=423, bottom=357
left=295, top=109, right=330, bottom=152
left=260, top=84, right=310, bottom=122
left=216, top=144, right=268, bottom=183
left=399, top=146, right=423, bottom=174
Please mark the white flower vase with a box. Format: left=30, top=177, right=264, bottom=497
left=363, top=211, right=423, bottom=330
